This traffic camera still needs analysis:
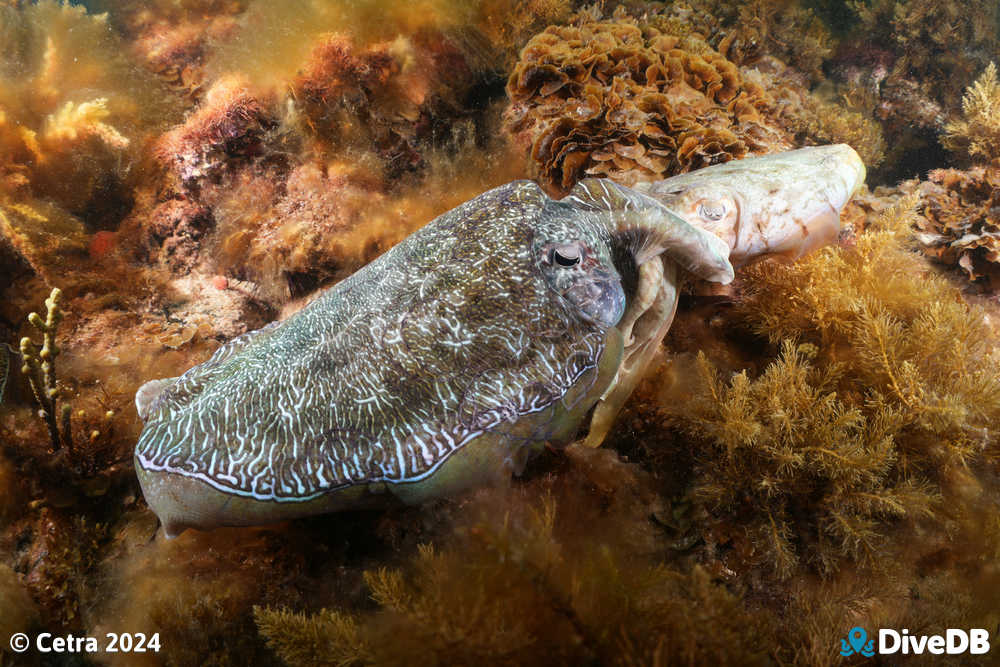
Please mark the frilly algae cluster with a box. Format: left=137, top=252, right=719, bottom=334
left=505, top=9, right=789, bottom=195
left=0, top=1, right=999, bottom=666
left=504, top=6, right=884, bottom=196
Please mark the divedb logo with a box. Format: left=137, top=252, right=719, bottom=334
left=840, top=626, right=992, bottom=657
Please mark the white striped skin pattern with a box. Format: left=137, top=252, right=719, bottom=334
left=135, top=180, right=642, bottom=514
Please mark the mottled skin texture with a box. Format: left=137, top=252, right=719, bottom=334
left=634, top=144, right=866, bottom=265
left=135, top=178, right=731, bottom=537
left=136, top=145, right=865, bottom=537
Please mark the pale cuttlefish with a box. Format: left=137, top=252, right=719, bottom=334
left=134, top=144, right=865, bottom=537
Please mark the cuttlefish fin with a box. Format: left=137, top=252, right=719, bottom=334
left=135, top=377, right=179, bottom=421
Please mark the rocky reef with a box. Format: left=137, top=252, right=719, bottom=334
left=1, top=1, right=998, bottom=666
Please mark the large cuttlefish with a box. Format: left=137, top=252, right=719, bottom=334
left=135, top=144, right=865, bottom=537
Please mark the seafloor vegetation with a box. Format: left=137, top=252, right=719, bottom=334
left=1, top=1, right=999, bottom=665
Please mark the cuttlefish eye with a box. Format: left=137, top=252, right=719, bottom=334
left=539, top=240, right=625, bottom=328
left=552, top=244, right=581, bottom=267
left=697, top=200, right=726, bottom=221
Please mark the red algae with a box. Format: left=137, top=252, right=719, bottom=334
left=88, top=231, right=118, bottom=261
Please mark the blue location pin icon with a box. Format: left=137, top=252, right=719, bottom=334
left=848, top=627, right=868, bottom=655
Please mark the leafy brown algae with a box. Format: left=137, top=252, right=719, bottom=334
left=134, top=145, right=865, bottom=537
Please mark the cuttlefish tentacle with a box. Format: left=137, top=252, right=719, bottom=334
left=616, top=253, right=664, bottom=347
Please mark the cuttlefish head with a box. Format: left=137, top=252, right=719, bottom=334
left=633, top=144, right=866, bottom=266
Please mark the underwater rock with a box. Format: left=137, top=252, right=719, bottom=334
left=846, top=0, right=999, bottom=120
left=97, top=0, right=245, bottom=95
left=16, top=510, right=102, bottom=629
left=143, top=199, right=215, bottom=274
left=154, top=76, right=276, bottom=193
left=290, top=33, right=444, bottom=174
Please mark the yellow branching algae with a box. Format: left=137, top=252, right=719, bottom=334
left=653, top=193, right=1000, bottom=579
left=942, top=62, right=1000, bottom=165
left=683, top=341, right=935, bottom=576
left=255, top=447, right=775, bottom=666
